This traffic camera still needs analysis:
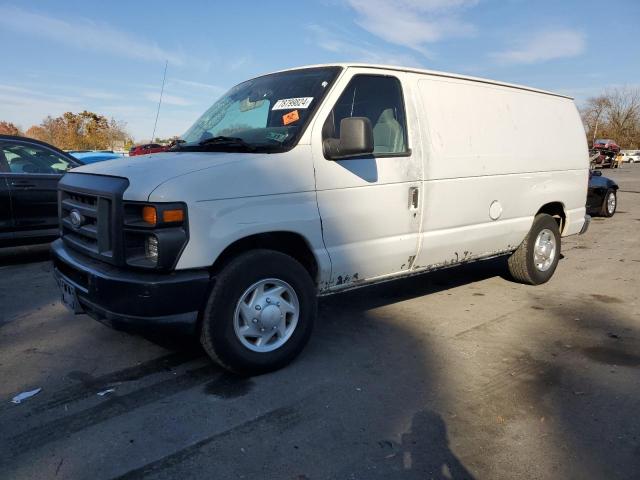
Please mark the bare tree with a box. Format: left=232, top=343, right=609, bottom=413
left=605, top=87, right=640, bottom=147
left=580, top=87, right=640, bottom=149
left=580, top=96, right=611, bottom=144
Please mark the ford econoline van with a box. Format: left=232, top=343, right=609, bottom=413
left=52, top=64, right=590, bottom=374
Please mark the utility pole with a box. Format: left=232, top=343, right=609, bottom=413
left=151, top=60, right=168, bottom=143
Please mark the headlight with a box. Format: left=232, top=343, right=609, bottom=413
left=145, top=235, right=159, bottom=264
left=123, top=202, right=188, bottom=270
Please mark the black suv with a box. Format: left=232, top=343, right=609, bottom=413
left=0, top=135, right=82, bottom=247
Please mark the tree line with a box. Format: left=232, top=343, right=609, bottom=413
left=580, top=86, right=640, bottom=149
left=0, top=111, right=133, bottom=150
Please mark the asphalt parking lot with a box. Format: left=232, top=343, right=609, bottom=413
left=1, top=166, right=639, bottom=480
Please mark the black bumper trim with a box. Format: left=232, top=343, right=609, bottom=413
left=51, top=239, right=211, bottom=333
left=77, top=295, right=199, bottom=335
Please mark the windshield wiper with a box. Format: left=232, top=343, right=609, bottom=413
left=198, top=136, right=256, bottom=151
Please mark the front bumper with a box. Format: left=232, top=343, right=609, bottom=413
left=51, top=239, right=211, bottom=334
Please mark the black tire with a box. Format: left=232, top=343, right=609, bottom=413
left=200, top=249, right=317, bottom=375
left=600, top=189, right=617, bottom=217
left=507, top=214, right=561, bottom=285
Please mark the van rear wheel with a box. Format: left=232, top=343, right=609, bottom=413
left=200, top=249, right=316, bottom=375
left=507, top=214, right=561, bottom=285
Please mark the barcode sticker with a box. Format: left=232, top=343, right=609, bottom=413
left=272, top=97, right=314, bottom=110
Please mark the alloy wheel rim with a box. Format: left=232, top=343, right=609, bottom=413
left=533, top=228, right=557, bottom=272
left=607, top=192, right=616, bottom=214
left=233, top=278, right=299, bottom=353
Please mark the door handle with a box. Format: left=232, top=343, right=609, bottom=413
left=10, top=180, right=36, bottom=188
left=409, top=187, right=419, bottom=210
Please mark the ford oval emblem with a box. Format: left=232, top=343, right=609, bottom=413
left=70, top=210, right=83, bottom=228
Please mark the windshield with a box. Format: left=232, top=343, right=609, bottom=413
left=177, top=67, right=341, bottom=153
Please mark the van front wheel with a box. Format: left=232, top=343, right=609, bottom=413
left=201, top=249, right=316, bottom=375
left=507, top=214, right=561, bottom=285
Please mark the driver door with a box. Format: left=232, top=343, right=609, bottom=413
left=1, top=139, right=74, bottom=233
left=310, top=69, right=423, bottom=289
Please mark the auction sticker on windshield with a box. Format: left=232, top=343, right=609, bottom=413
left=282, top=110, right=300, bottom=126
left=272, top=97, right=314, bottom=110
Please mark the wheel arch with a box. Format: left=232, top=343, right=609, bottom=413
left=536, top=201, right=566, bottom=234
left=210, top=231, right=320, bottom=284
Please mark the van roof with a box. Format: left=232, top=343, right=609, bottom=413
left=268, top=63, right=573, bottom=100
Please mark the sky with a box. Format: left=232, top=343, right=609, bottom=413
left=0, top=0, right=638, bottom=141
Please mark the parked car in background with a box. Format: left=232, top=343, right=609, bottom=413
left=593, top=138, right=620, bottom=154
left=621, top=150, right=640, bottom=163
left=0, top=135, right=82, bottom=247
left=587, top=170, right=618, bottom=217
left=129, top=143, right=168, bottom=156
left=70, top=151, right=124, bottom=164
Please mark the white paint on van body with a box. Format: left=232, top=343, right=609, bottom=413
left=309, top=69, right=423, bottom=285
left=411, top=74, right=588, bottom=272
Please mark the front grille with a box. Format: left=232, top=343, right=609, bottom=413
left=58, top=173, right=129, bottom=266
left=61, top=192, right=110, bottom=255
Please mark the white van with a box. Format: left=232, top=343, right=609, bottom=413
left=52, top=64, right=590, bottom=374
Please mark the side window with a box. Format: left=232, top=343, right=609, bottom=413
left=323, top=75, right=407, bottom=154
left=0, top=145, right=9, bottom=172
left=2, top=143, right=71, bottom=174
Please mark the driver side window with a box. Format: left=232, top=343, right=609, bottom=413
left=2, top=143, right=71, bottom=174
left=323, top=74, right=408, bottom=154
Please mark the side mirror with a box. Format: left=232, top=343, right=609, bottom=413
left=592, top=170, right=602, bottom=176
left=323, top=117, right=374, bottom=160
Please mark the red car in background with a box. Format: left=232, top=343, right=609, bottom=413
left=129, top=143, right=169, bottom=156
left=592, top=138, right=620, bottom=154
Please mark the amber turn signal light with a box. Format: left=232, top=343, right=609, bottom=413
left=142, top=206, right=157, bottom=225
left=162, top=209, right=184, bottom=223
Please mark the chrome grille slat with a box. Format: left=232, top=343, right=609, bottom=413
left=61, top=218, right=98, bottom=239
left=61, top=198, right=98, bottom=218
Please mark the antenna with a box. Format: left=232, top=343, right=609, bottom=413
left=151, top=60, right=168, bottom=143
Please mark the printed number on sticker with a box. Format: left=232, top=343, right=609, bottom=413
left=272, top=97, right=313, bottom=110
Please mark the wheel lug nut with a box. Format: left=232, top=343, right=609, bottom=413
left=260, top=327, right=265, bottom=332
left=272, top=326, right=277, bottom=330
left=266, top=298, right=271, bottom=303
left=276, top=302, right=280, bottom=306
left=255, top=305, right=261, bottom=311
left=252, top=318, right=258, bottom=323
